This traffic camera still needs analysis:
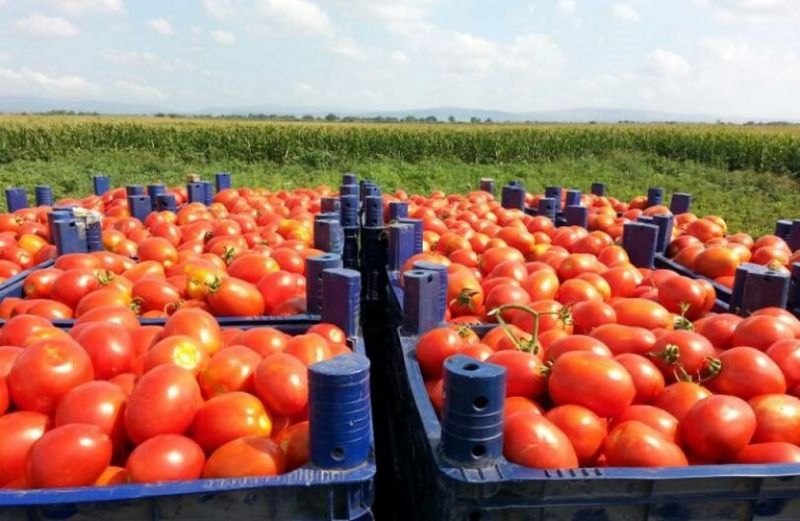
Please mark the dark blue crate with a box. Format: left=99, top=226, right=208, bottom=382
left=0, top=325, right=374, bottom=521
left=383, top=321, right=800, bottom=520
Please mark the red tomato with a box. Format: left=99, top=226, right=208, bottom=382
left=235, top=327, right=288, bottom=357
left=256, top=271, right=306, bottom=315
left=164, top=308, right=223, bottom=356
left=0, top=346, right=22, bottom=378
left=611, top=405, right=679, bottom=442
left=693, top=313, right=742, bottom=350
left=275, top=420, right=310, bottom=471
left=544, top=405, right=607, bottom=465
left=571, top=301, right=616, bottom=334
left=548, top=351, right=635, bottom=417
left=604, top=421, right=687, bottom=467
left=8, top=337, right=94, bottom=415
left=227, top=253, right=280, bottom=284
left=732, top=315, right=795, bottom=351
left=736, top=442, right=800, bottom=464
left=50, top=268, right=102, bottom=309
left=137, top=237, right=179, bottom=268
left=203, top=436, right=286, bottom=478
left=0, top=314, right=52, bottom=347
left=612, top=299, right=671, bottom=330
left=0, top=411, right=50, bottom=486
left=124, top=365, right=203, bottom=444
left=26, top=423, right=112, bottom=488
left=503, top=413, right=578, bottom=469
left=307, top=323, right=347, bottom=346
left=199, top=345, right=262, bottom=399
left=141, top=335, right=208, bottom=375
left=73, top=323, right=134, bottom=380
left=590, top=324, right=656, bottom=356
left=614, top=353, right=665, bottom=404
left=767, top=339, right=800, bottom=394
left=191, top=391, right=271, bottom=452
left=656, top=276, right=713, bottom=320
left=254, top=353, right=308, bottom=417
left=486, top=350, right=546, bottom=398
left=708, top=347, right=786, bottom=399
left=682, top=395, right=756, bottom=462
left=415, top=327, right=463, bottom=379
left=22, top=268, right=63, bottom=299
left=284, top=333, right=332, bottom=367
left=132, top=278, right=182, bottom=314
left=55, top=381, right=128, bottom=448
left=650, top=330, right=716, bottom=382
left=749, top=394, right=800, bottom=445
left=207, top=278, right=265, bottom=317
left=544, top=335, right=612, bottom=361
left=93, top=465, right=129, bottom=486
left=653, top=381, right=712, bottom=422
left=0, top=376, right=7, bottom=415
left=126, top=434, right=205, bottom=483
left=75, top=306, right=140, bottom=331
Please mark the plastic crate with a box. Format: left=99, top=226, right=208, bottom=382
left=380, top=274, right=800, bottom=520
left=0, top=309, right=374, bottom=520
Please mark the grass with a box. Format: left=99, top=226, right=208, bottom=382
left=1, top=149, right=797, bottom=237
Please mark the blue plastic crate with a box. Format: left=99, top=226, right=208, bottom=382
left=0, top=324, right=375, bottom=521
left=383, top=321, right=800, bottom=520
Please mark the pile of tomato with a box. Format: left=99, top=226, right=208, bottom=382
left=0, top=186, right=336, bottom=319
left=384, top=188, right=800, bottom=468
left=0, top=306, right=352, bottom=489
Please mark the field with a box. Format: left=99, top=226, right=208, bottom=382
left=1, top=115, right=799, bottom=236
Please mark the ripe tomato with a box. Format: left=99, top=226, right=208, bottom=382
left=732, top=315, right=795, bottom=351
left=612, top=299, right=671, bottom=330
left=124, top=365, right=203, bottom=444
left=656, top=276, right=712, bottom=320
left=614, top=353, right=665, bottom=404
left=767, top=339, right=800, bottom=394
left=93, top=465, right=129, bottom=486
left=555, top=279, right=602, bottom=305
left=0, top=411, right=50, bottom=486
left=207, top=278, right=265, bottom=317
left=749, top=394, right=800, bottom=445
left=650, top=330, right=716, bottom=382
left=682, top=395, right=756, bottom=462
left=415, top=328, right=463, bottom=379
left=0, top=376, right=7, bottom=415
left=571, top=301, right=616, bottom=334
left=141, top=335, right=208, bottom=375
left=548, top=351, right=635, bottom=417
left=235, top=327, right=288, bottom=357
left=544, top=335, right=612, bottom=361
left=590, top=324, right=656, bottom=355
left=73, top=323, right=134, bottom=380
left=484, top=284, right=531, bottom=317
left=26, top=424, right=112, bottom=489
left=254, top=353, right=308, bottom=417
left=199, top=345, right=262, bottom=399
left=50, top=268, right=103, bottom=309
left=604, top=421, right=687, bottom=467
left=137, top=237, right=179, bottom=268
left=693, top=313, right=742, bottom=350
left=164, top=308, right=223, bottom=356
left=708, top=347, right=786, bottom=399
left=55, top=381, right=128, bottom=448
left=75, top=305, right=140, bottom=332
left=736, top=442, right=800, bottom=464
left=203, top=436, right=286, bottom=478
left=521, top=269, right=559, bottom=301
left=284, top=333, right=332, bottom=367
left=275, top=421, right=310, bottom=471
left=126, top=434, right=205, bottom=483
left=307, top=323, right=347, bottom=346
left=191, top=392, right=271, bottom=451
left=544, top=405, right=606, bottom=465
left=504, top=396, right=542, bottom=420
left=0, top=314, right=52, bottom=347
left=8, top=337, right=94, bottom=415
left=752, top=308, right=800, bottom=338
left=611, top=405, right=679, bottom=442
left=486, top=350, right=546, bottom=398
left=132, top=278, right=182, bottom=314
left=23, top=268, right=63, bottom=299
left=503, top=413, right=578, bottom=469
left=653, top=381, right=712, bottom=422
left=257, top=271, right=306, bottom=315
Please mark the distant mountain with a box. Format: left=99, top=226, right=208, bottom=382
left=0, top=97, right=795, bottom=124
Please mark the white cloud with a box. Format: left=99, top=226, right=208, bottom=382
left=115, top=80, right=166, bottom=100
left=701, top=36, right=754, bottom=63
left=0, top=67, right=99, bottom=97
left=100, top=50, right=197, bottom=72
left=707, top=0, right=800, bottom=22
left=328, top=37, right=367, bottom=59
left=46, top=0, right=124, bottom=15
left=202, top=0, right=240, bottom=20
left=556, top=0, right=576, bottom=16
left=252, top=0, right=334, bottom=36
left=647, top=49, right=691, bottom=77
left=296, top=82, right=314, bottom=93
left=15, top=14, right=79, bottom=38
left=211, top=30, right=236, bottom=44
left=148, top=18, right=173, bottom=35
left=612, top=3, right=640, bottom=22
left=390, top=51, right=410, bottom=65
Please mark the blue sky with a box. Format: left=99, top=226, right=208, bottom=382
left=0, top=0, right=799, bottom=118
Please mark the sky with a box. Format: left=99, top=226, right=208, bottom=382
left=0, top=0, right=799, bottom=118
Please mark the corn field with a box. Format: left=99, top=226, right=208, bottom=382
left=1, top=117, right=799, bottom=174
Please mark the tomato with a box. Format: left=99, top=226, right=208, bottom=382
left=199, top=345, right=262, bottom=398
left=486, top=350, right=546, bottom=398
left=682, top=395, right=756, bottom=462
left=736, top=442, right=800, bottom=464
left=50, top=268, right=103, bottom=309
left=132, top=278, right=182, bottom=314
left=275, top=420, right=310, bottom=471
left=732, top=315, right=795, bottom=351
left=610, top=405, right=679, bottom=442
left=141, top=335, right=208, bottom=375
left=766, top=339, right=800, bottom=394
left=448, top=271, right=485, bottom=317
left=0, top=346, right=22, bottom=378
left=656, top=276, right=712, bottom=320
left=207, top=278, right=265, bottom=317
left=233, top=327, right=287, bottom=357
left=480, top=247, right=525, bottom=275
left=55, top=381, right=128, bottom=448
left=653, top=381, right=712, bottom=422
left=109, top=373, right=138, bottom=397
left=124, top=365, right=203, bottom=444
left=415, top=327, right=463, bottom=379
left=484, top=284, right=531, bottom=317
left=254, top=353, right=308, bottom=416
left=504, top=396, right=542, bottom=420
left=749, top=394, right=800, bottom=445
left=227, top=253, right=280, bottom=284
left=571, top=301, right=616, bottom=335
left=131, top=325, right=163, bottom=359
left=0, top=376, right=7, bottom=415
left=707, top=347, right=786, bottom=399
left=614, top=353, right=665, bottom=404
left=0, top=412, right=50, bottom=486
left=75, top=288, right=131, bottom=317
left=601, top=267, right=641, bottom=298
left=284, top=333, right=332, bottom=367
left=503, top=413, right=578, bottom=469
left=26, top=300, right=74, bottom=320
left=73, top=323, right=134, bottom=380
left=544, top=335, right=612, bottom=361
left=0, top=314, right=52, bottom=347
left=604, top=421, right=687, bottom=467
left=544, top=405, right=606, bottom=465
left=203, top=436, right=286, bottom=478
left=126, top=434, right=205, bottom=483
left=548, top=351, right=635, bottom=417
left=75, top=306, right=140, bottom=332
left=555, top=279, right=602, bottom=305
left=590, top=324, right=656, bottom=355
left=164, top=308, right=223, bottom=355
left=521, top=269, right=559, bottom=301
left=270, top=248, right=305, bottom=274
left=307, top=323, right=347, bottom=346
left=26, top=423, right=112, bottom=488
left=8, top=337, right=93, bottom=415
left=123, top=261, right=166, bottom=284
left=650, top=330, right=715, bottom=382
left=257, top=271, right=306, bottom=315
left=612, top=299, right=671, bottom=330
left=137, top=237, right=179, bottom=268
left=23, top=268, right=63, bottom=299
left=458, top=343, right=494, bottom=361
left=693, top=313, right=742, bottom=350
left=752, top=308, right=800, bottom=338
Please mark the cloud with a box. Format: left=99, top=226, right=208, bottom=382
left=390, top=51, right=410, bottom=65
left=612, top=3, right=640, bottom=22
left=211, top=30, right=236, bottom=44
left=203, top=0, right=334, bottom=37
left=115, top=80, right=166, bottom=100
left=701, top=36, right=754, bottom=63
left=556, top=0, right=576, bottom=16
left=328, top=37, right=367, bottom=59
left=100, top=50, right=196, bottom=72
left=15, top=14, right=79, bottom=37
left=148, top=18, right=173, bottom=35
left=704, top=0, right=800, bottom=22
left=0, top=67, right=99, bottom=97
left=46, top=0, right=124, bottom=15
left=647, top=49, right=691, bottom=77
left=295, top=82, right=314, bottom=93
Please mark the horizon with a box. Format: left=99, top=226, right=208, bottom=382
left=1, top=1, right=799, bottom=119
